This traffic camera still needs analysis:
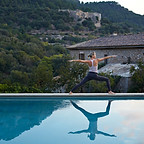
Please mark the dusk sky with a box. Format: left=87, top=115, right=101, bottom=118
left=79, top=0, right=144, bottom=15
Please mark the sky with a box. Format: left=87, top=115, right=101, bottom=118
left=79, top=0, right=144, bottom=15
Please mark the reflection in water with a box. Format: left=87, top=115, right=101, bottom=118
left=0, top=100, right=69, bottom=141
left=69, top=100, right=116, bottom=141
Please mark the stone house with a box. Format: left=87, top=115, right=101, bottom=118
left=67, top=33, right=144, bottom=92
left=67, top=33, right=144, bottom=64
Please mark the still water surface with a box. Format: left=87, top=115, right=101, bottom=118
left=0, top=98, right=143, bottom=144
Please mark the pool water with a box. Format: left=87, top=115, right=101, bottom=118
left=0, top=98, right=144, bottom=144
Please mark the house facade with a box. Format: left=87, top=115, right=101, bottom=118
left=67, top=33, right=144, bottom=64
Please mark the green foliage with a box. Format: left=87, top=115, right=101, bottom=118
left=0, top=0, right=144, bottom=34
left=98, top=62, right=106, bottom=69
left=0, top=84, right=9, bottom=93
left=0, top=0, right=144, bottom=93
left=0, top=27, right=122, bottom=93
left=0, top=83, right=42, bottom=93
left=0, top=28, right=70, bottom=92
left=0, top=1, right=76, bottom=32
left=98, top=18, right=131, bottom=35
left=45, top=44, right=68, bottom=56
left=34, top=61, right=53, bottom=91
left=128, top=62, right=144, bottom=92
left=82, top=18, right=96, bottom=31
left=83, top=1, right=144, bottom=31
left=74, top=23, right=84, bottom=31
left=62, top=36, right=87, bottom=44
left=10, top=70, right=29, bottom=85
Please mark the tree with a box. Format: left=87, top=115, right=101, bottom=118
left=129, top=62, right=144, bottom=92
left=10, top=70, right=29, bottom=85
left=82, top=18, right=96, bottom=31
left=34, top=60, right=53, bottom=92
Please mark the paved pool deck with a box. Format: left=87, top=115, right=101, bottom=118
left=0, top=93, right=144, bottom=100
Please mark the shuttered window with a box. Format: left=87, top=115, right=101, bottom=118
left=79, top=52, right=85, bottom=60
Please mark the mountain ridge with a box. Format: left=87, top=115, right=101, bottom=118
left=0, top=0, right=144, bottom=31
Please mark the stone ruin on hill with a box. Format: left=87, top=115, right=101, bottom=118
left=59, top=9, right=101, bottom=28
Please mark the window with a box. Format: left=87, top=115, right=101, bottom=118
left=79, top=52, right=85, bottom=60
left=104, top=54, right=108, bottom=64
left=127, top=57, right=131, bottom=64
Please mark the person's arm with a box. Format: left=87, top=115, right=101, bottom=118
left=68, top=59, right=90, bottom=64
left=68, top=129, right=88, bottom=134
left=97, top=55, right=117, bottom=62
left=98, top=131, right=116, bottom=137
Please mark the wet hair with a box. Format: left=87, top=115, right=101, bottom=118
left=88, top=52, right=96, bottom=58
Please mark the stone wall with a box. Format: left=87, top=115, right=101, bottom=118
left=69, top=48, right=144, bottom=64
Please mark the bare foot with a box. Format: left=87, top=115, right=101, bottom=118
left=108, top=91, right=115, bottom=95
left=69, top=91, right=73, bottom=95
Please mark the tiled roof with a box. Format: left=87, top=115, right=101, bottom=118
left=67, top=33, right=144, bottom=49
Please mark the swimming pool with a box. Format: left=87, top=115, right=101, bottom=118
left=0, top=97, right=144, bottom=144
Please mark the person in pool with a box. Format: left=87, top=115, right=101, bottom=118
left=69, top=52, right=117, bottom=94
left=68, top=100, right=116, bottom=141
